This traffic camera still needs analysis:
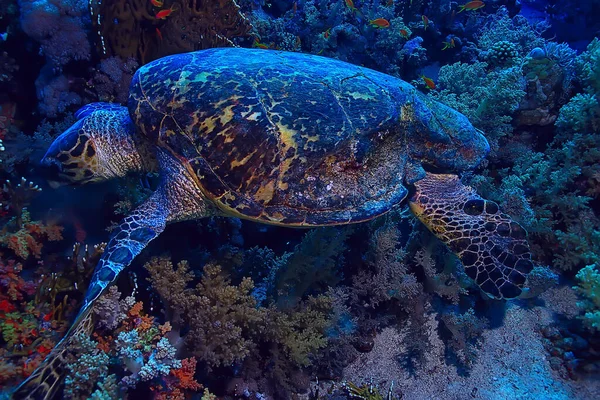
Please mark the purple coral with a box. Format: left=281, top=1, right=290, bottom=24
left=19, top=0, right=91, bottom=69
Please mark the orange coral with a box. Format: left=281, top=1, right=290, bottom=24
left=154, top=357, right=203, bottom=400
left=0, top=215, right=63, bottom=260
left=128, top=300, right=155, bottom=332
left=94, top=332, right=114, bottom=353
left=171, top=357, right=202, bottom=391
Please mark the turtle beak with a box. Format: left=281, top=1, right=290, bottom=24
left=38, top=154, right=66, bottom=189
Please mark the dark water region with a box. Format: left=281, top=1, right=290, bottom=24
left=1, top=0, right=599, bottom=399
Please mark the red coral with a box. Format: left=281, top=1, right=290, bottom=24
left=154, top=357, right=203, bottom=400
left=0, top=258, right=35, bottom=301
left=0, top=299, right=16, bottom=313
left=171, top=357, right=202, bottom=391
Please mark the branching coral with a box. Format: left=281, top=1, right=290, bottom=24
left=267, top=295, right=332, bottom=367
left=352, top=213, right=421, bottom=309
left=476, top=7, right=546, bottom=57
left=432, top=61, right=526, bottom=154
left=574, top=264, right=600, bottom=331
left=64, top=333, right=110, bottom=399
left=0, top=256, right=74, bottom=389
left=439, top=308, right=488, bottom=372
left=576, top=37, right=600, bottom=95
left=273, top=227, right=349, bottom=308
left=145, top=256, right=333, bottom=392
left=184, top=263, right=263, bottom=367
left=0, top=208, right=63, bottom=259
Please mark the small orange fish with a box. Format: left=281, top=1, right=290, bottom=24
left=345, top=0, right=357, bottom=12
left=399, top=28, right=410, bottom=39
left=422, top=15, right=430, bottom=30
left=422, top=75, right=435, bottom=89
left=458, top=1, right=485, bottom=13
left=155, top=27, right=163, bottom=41
left=155, top=5, right=176, bottom=19
left=292, top=1, right=297, bottom=15
left=369, top=18, right=390, bottom=28
left=386, top=0, right=394, bottom=6
left=150, top=0, right=163, bottom=7
left=324, top=28, right=331, bottom=39
left=442, top=38, right=455, bottom=50
left=253, top=38, right=269, bottom=49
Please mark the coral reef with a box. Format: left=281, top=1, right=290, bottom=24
left=145, top=256, right=333, bottom=396
left=2, top=0, right=600, bottom=398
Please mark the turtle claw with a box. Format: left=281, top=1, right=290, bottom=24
left=409, top=173, right=534, bottom=299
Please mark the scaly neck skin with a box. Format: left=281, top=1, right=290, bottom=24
left=94, top=111, right=158, bottom=178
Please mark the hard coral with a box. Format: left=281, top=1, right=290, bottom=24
left=487, top=41, right=518, bottom=66
left=90, top=0, right=251, bottom=63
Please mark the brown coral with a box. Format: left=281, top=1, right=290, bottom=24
left=145, top=257, right=333, bottom=373
left=90, top=0, right=252, bottom=64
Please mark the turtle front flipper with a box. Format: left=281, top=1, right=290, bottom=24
left=13, top=151, right=210, bottom=399
left=11, top=193, right=167, bottom=400
left=409, top=172, right=534, bottom=299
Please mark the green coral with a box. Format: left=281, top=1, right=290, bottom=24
left=476, top=7, right=546, bottom=57
left=574, top=264, right=600, bottom=331
left=576, top=37, right=600, bottom=94
left=268, top=295, right=332, bottom=367
left=64, top=333, right=110, bottom=400
left=555, top=93, right=600, bottom=133
left=145, top=257, right=333, bottom=371
left=432, top=62, right=525, bottom=154
left=487, top=41, right=519, bottom=66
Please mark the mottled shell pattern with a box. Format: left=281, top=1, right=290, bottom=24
left=128, top=48, right=450, bottom=226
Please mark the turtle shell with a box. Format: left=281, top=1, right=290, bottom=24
left=129, top=48, right=419, bottom=226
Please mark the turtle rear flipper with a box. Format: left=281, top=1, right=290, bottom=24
left=409, top=173, right=534, bottom=299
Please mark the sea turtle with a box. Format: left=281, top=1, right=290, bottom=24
left=15, top=48, right=533, bottom=399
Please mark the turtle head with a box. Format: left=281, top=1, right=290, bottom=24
left=408, top=95, right=489, bottom=172
left=40, top=103, right=154, bottom=188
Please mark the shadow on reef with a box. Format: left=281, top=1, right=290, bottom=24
left=0, top=0, right=599, bottom=399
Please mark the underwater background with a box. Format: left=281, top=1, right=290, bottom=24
left=0, top=0, right=599, bottom=399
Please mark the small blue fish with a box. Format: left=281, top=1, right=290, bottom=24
left=0, top=32, right=8, bottom=41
